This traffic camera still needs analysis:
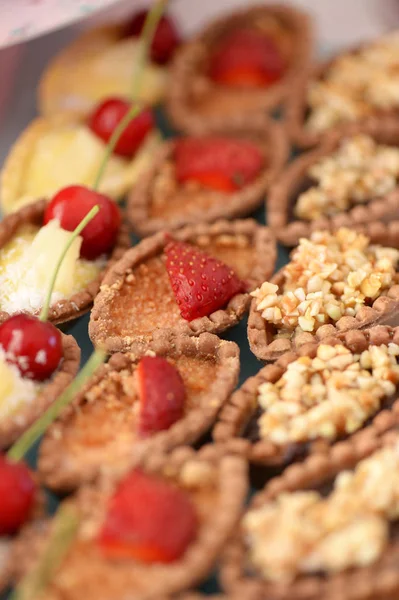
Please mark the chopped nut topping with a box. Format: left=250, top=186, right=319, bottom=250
left=251, top=228, right=399, bottom=336
left=244, top=443, right=399, bottom=581
left=257, top=342, right=399, bottom=444
left=295, top=135, right=399, bottom=220
left=306, top=32, right=399, bottom=132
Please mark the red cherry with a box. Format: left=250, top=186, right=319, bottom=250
left=0, top=455, right=36, bottom=535
left=88, top=99, right=154, bottom=158
left=0, top=314, right=62, bottom=381
left=124, top=10, right=180, bottom=64
left=44, top=185, right=121, bottom=260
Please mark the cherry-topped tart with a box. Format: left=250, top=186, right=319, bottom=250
left=124, top=10, right=181, bottom=65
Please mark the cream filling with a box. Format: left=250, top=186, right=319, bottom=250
left=0, top=348, right=39, bottom=420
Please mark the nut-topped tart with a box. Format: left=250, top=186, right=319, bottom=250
left=287, top=31, right=399, bottom=148
left=268, top=123, right=399, bottom=247
left=38, top=9, right=181, bottom=118
left=13, top=446, right=247, bottom=600
left=127, top=118, right=288, bottom=236
left=0, top=106, right=160, bottom=214
left=166, top=4, right=313, bottom=134
left=221, top=427, right=399, bottom=600
left=38, top=333, right=239, bottom=493
left=0, top=198, right=129, bottom=325
left=90, top=220, right=276, bottom=354
left=248, top=227, right=399, bottom=362
left=215, top=326, right=399, bottom=468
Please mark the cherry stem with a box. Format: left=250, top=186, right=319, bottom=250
left=93, top=0, right=168, bottom=191
left=39, top=205, right=100, bottom=323
left=7, top=348, right=106, bottom=462
left=10, top=504, right=79, bottom=600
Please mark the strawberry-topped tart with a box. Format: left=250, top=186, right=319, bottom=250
left=128, top=117, right=288, bottom=236
left=166, top=4, right=312, bottom=134
left=38, top=333, right=239, bottom=493
left=13, top=446, right=247, bottom=600
left=89, top=220, right=276, bottom=354
left=0, top=99, right=160, bottom=214
left=38, top=9, right=181, bottom=118
left=0, top=189, right=129, bottom=325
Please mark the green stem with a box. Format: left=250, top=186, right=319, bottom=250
left=93, top=0, right=168, bottom=192
left=10, top=505, right=79, bottom=600
left=39, top=205, right=100, bottom=323
left=7, top=349, right=106, bottom=462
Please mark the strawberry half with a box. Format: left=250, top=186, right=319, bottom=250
left=165, top=240, right=245, bottom=321
left=174, top=137, right=264, bottom=193
left=97, top=469, right=198, bottom=563
left=209, top=28, right=286, bottom=88
left=124, top=10, right=181, bottom=64
left=137, top=356, right=186, bottom=437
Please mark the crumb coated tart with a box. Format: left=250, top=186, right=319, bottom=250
left=0, top=113, right=161, bottom=214
left=0, top=200, right=130, bottom=325
left=221, top=427, right=399, bottom=600
left=0, top=332, right=79, bottom=449
left=38, top=25, right=169, bottom=118
left=166, top=4, right=313, bottom=134
left=13, top=445, right=248, bottom=600
left=248, top=227, right=399, bottom=361
left=38, top=333, right=239, bottom=493
left=90, top=220, right=276, bottom=354
left=287, top=32, right=399, bottom=148
left=215, top=325, right=399, bottom=468
left=268, top=121, right=399, bottom=247
left=127, top=118, right=288, bottom=236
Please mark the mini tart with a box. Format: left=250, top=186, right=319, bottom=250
left=0, top=113, right=161, bottom=214
left=13, top=445, right=248, bottom=600
left=221, top=427, right=399, bottom=600
left=90, top=220, right=276, bottom=354
left=0, top=200, right=130, bottom=325
left=38, top=25, right=167, bottom=118
left=215, top=325, right=399, bottom=468
left=248, top=229, right=399, bottom=362
left=268, top=120, right=399, bottom=247
left=127, top=119, right=288, bottom=236
left=38, top=333, right=239, bottom=493
left=286, top=33, right=399, bottom=149
left=0, top=332, right=80, bottom=449
left=166, top=4, right=313, bottom=134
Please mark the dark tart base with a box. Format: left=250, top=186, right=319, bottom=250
left=38, top=333, right=240, bottom=493
left=268, top=118, right=399, bottom=247
left=0, top=199, right=131, bottom=325
left=166, top=4, right=313, bottom=134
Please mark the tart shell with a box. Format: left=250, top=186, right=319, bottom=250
left=268, top=118, right=399, bottom=246
left=13, top=445, right=248, bottom=600
left=166, top=4, right=313, bottom=134
left=0, top=332, right=80, bottom=450
left=221, top=427, right=399, bottom=600
left=38, top=333, right=240, bottom=493
left=90, top=220, right=276, bottom=354
left=0, top=199, right=130, bottom=326
left=215, top=325, right=399, bottom=467
left=248, top=266, right=399, bottom=362
left=127, top=118, right=289, bottom=236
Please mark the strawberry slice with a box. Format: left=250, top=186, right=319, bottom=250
left=165, top=239, right=245, bottom=321
left=124, top=10, right=181, bottom=64
left=174, top=137, right=264, bottom=193
left=97, top=469, right=197, bottom=563
left=137, top=356, right=186, bottom=437
left=209, top=28, right=286, bottom=88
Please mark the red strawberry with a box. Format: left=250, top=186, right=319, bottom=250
left=174, top=137, right=264, bottom=193
left=97, top=469, right=197, bottom=563
left=137, top=356, right=186, bottom=437
left=165, top=239, right=245, bottom=321
left=209, top=28, right=286, bottom=88
left=124, top=10, right=181, bottom=64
